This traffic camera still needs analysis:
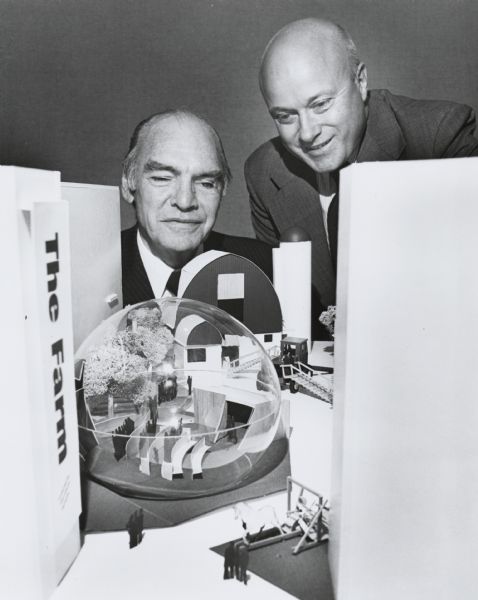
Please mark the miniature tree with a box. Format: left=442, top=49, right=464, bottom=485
left=128, top=306, right=163, bottom=332
left=83, top=306, right=174, bottom=413
left=319, top=305, right=336, bottom=336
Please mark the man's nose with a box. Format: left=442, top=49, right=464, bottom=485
left=172, top=180, right=198, bottom=210
left=298, top=112, right=322, bottom=145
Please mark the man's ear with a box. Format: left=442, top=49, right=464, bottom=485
left=121, top=173, right=135, bottom=204
left=356, top=62, right=368, bottom=102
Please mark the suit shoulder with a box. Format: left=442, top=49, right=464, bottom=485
left=373, top=89, right=473, bottom=130
left=121, top=225, right=137, bottom=245
left=121, top=226, right=137, bottom=261
left=245, top=138, right=283, bottom=176
left=371, top=89, right=476, bottom=157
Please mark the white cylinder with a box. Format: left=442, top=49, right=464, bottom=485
left=273, top=240, right=311, bottom=345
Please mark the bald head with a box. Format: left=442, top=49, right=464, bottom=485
left=259, top=18, right=368, bottom=173
left=260, top=19, right=360, bottom=92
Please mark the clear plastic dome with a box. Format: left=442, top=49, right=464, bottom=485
left=75, top=298, right=284, bottom=499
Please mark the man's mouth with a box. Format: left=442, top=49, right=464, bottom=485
left=162, top=218, right=202, bottom=224
left=161, top=218, right=203, bottom=230
left=304, top=137, right=333, bottom=154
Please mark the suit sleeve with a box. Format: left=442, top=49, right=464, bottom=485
left=434, top=104, right=478, bottom=157
left=244, top=152, right=281, bottom=246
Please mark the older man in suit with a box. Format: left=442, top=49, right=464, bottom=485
left=121, top=109, right=273, bottom=306
left=246, top=18, right=478, bottom=338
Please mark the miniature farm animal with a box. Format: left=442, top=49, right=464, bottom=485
left=233, top=502, right=284, bottom=543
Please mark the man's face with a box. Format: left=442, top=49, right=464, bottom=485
left=129, top=115, right=224, bottom=267
left=262, top=47, right=367, bottom=173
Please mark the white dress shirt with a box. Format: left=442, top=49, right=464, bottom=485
left=316, top=172, right=337, bottom=249
left=136, top=230, right=175, bottom=298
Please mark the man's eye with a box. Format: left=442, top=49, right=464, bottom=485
left=274, top=113, right=296, bottom=125
left=197, top=179, right=217, bottom=190
left=311, top=98, right=333, bottom=113
left=150, top=175, right=172, bottom=183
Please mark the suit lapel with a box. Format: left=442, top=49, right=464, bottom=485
left=122, top=226, right=155, bottom=304
left=357, top=91, right=406, bottom=162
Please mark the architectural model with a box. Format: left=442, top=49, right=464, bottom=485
left=75, top=298, right=286, bottom=498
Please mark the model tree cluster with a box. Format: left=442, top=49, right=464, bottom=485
left=83, top=305, right=174, bottom=413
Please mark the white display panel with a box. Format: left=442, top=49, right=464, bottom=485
left=330, top=157, right=478, bottom=600
left=273, top=240, right=311, bottom=345
left=0, top=167, right=81, bottom=600
left=62, top=182, right=122, bottom=350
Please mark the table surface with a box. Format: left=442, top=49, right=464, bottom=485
left=53, top=344, right=333, bottom=600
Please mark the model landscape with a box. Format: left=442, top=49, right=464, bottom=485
left=76, top=298, right=285, bottom=498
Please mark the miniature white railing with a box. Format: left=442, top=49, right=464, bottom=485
left=228, top=350, right=262, bottom=374
left=280, top=362, right=333, bottom=405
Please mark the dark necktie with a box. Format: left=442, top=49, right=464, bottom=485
left=165, top=268, right=181, bottom=296
left=327, top=195, right=338, bottom=272
left=326, top=175, right=339, bottom=272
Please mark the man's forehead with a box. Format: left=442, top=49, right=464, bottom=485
left=265, top=58, right=348, bottom=108
left=142, top=114, right=211, bottom=149
left=138, top=114, right=220, bottom=169
left=262, top=34, right=349, bottom=99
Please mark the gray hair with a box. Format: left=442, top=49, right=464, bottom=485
left=121, top=109, right=232, bottom=200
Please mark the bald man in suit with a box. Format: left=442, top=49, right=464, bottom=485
left=246, top=18, right=478, bottom=338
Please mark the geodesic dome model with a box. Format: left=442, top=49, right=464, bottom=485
left=75, top=298, right=285, bottom=499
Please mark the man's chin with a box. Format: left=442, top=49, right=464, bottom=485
left=160, top=248, right=198, bottom=269
left=304, top=152, right=343, bottom=174
left=287, top=146, right=341, bottom=174
left=164, top=242, right=199, bottom=255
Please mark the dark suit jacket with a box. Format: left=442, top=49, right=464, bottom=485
left=245, top=89, right=478, bottom=336
left=121, top=226, right=274, bottom=307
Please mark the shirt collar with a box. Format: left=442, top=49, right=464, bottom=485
left=137, top=230, right=174, bottom=298
left=136, top=230, right=204, bottom=298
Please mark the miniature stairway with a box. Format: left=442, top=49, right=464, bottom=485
left=228, top=351, right=261, bottom=375
left=228, top=346, right=280, bottom=376
left=281, top=362, right=333, bottom=405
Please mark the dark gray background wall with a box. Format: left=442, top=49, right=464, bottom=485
left=2, top=0, right=477, bottom=236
